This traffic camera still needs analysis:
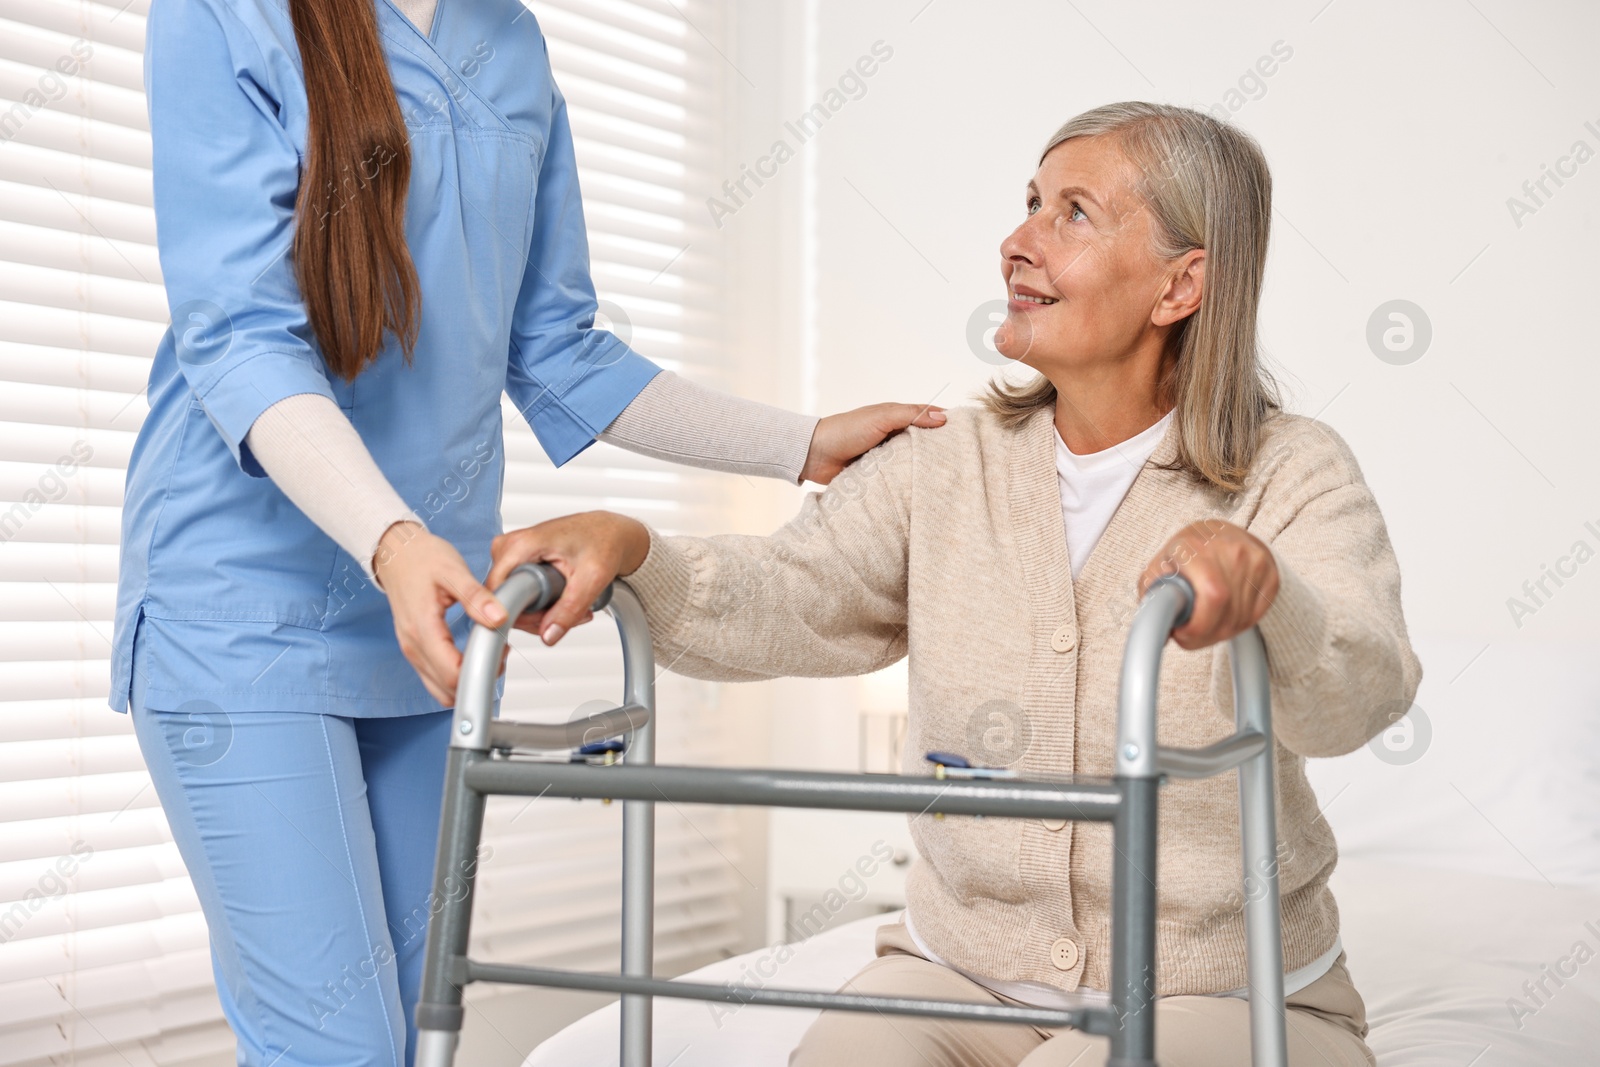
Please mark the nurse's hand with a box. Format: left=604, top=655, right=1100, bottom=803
left=372, top=521, right=510, bottom=706
left=801, top=402, right=947, bottom=485
left=1136, top=520, right=1279, bottom=651
left=487, top=511, right=650, bottom=646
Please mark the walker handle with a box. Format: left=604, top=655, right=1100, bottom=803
left=421, top=564, right=658, bottom=1067
left=1114, top=573, right=1195, bottom=779
left=502, top=562, right=616, bottom=618
left=450, top=563, right=617, bottom=753
left=1111, top=570, right=1289, bottom=1067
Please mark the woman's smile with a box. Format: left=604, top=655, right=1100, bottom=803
left=1008, top=282, right=1059, bottom=311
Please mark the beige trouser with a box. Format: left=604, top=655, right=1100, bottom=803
left=789, top=921, right=1375, bottom=1067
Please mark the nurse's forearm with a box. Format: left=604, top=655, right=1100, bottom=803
left=244, top=393, right=424, bottom=582
left=599, top=371, right=818, bottom=484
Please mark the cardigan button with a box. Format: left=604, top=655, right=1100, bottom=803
left=1050, top=625, right=1076, bottom=653
left=1050, top=937, right=1080, bottom=971
left=1041, top=817, right=1068, bottom=831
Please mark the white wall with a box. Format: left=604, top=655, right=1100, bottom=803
left=711, top=0, right=1600, bottom=947
left=726, top=0, right=1600, bottom=648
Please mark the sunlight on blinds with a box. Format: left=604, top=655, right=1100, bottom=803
left=0, top=0, right=742, bottom=1062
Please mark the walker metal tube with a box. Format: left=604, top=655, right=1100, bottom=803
left=426, top=565, right=1289, bottom=1067
left=1114, top=575, right=1195, bottom=781
left=1156, top=732, right=1267, bottom=779
left=1231, top=627, right=1289, bottom=1067
left=1110, top=573, right=1288, bottom=1067
left=418, top=564, right=624, bottom=1067
left=1108, top=775, right=1159, bottom=1067
left=487, top=704, right=650, bottom=752
left=414, top=747, right=488, bottom=1067
left=609, top=582, right=657, bottom=1067
left=1108, top=574, right=1193, bottom=1066
left=418, top=565, right=571, bottom=1067
left=464, top=960, right=1110, bottom=1032
left=463, top=761, right=1125, bottom=822
left=449, top=563, right=567, bottom=753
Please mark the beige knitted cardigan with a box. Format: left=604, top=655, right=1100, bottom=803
left=625, top=403, right=1423, bottom=995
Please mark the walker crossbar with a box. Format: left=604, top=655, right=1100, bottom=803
left=464, top=761, right=1126, bottom=821
left=415, top=565, right=1290, bottom=1067
left=462, top=960, right=1109, bottom=1033
left=486, top=705, right=650, bottom=753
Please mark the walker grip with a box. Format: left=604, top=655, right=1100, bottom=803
left=506, top=562, right=613, bottom=617
left=1143, top=571, right=1196, bottom=630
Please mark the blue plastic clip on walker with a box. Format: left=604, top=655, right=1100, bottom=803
left=923, top=751, right=1020, bottom=780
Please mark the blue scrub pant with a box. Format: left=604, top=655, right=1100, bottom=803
left=131, top=696, right=457, bottom=1067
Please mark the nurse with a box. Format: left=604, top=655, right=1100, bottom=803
left=112, top=1, right=943, bottom=1065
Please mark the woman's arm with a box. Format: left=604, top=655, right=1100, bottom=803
left=597, top=372, right=817, bottom=483
left=487, top=429, right=917, bottom=678
left=1221, top=478, right=1423, bottom=758
left=244, top=393, right=506, bottom=704
left=601, top=371, right=947, bottom=485
left=1139, top=427, right=1422, bottom=758
left=244, top=393, right=420, bottom=581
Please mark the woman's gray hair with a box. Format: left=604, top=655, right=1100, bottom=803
left=983, top=101, right=1282, bottom=493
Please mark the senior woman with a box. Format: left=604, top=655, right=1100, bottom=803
left=489, top=102, right=1421, bottom=1067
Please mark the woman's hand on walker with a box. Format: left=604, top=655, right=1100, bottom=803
left=487, top=511, right=651, bottom=647
left=801, top=402, right=947, bottom=485
left=372, top=520, right=510, bottom=706
left=1137, top=520, right=1279, bottom=650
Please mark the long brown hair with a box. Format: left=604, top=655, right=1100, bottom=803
left=286, top=0, right=419, bottom=382
left=984, top=102, right=1281, bottom=493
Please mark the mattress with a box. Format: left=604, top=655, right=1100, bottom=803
left=525, top=858, right=1600, bottom=1066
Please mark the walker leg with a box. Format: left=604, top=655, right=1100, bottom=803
left=611, top=584, right=658, bottom=1067
left=620, top=795, right=655, bottom=1067
left=416, top=748, right=489, bottom=1067
left=1233, top=631, right=1288, bottom=1067
left=1108, top=776, right=1159, bottom=1067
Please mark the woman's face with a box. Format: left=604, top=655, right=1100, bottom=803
left=994, top=134, right=1201, bottom=377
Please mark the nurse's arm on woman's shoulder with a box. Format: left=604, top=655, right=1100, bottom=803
left=797, top=401, right=947, bottom=484
left=598, top=369, right=947, bottom=486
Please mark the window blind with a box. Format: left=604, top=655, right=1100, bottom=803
left=0, top=0, right=743, bottom=1062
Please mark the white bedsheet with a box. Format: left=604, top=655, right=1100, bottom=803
left=525, top=858, right=1600, bottom=1066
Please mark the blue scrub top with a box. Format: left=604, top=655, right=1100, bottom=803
left=110, top=0, right=662, bottom=716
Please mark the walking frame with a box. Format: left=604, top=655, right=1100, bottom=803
left=415, top=564, right=1290, bottom=1067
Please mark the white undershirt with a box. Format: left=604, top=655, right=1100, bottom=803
left=1055, top=410, right=1174, bottom=580
left=391, top=0, right=437, bottom=35
left=898, top=408, right=1341, bottom=1008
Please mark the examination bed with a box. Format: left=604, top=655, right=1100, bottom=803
left=525, top=859, right=1600, bottom=1066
